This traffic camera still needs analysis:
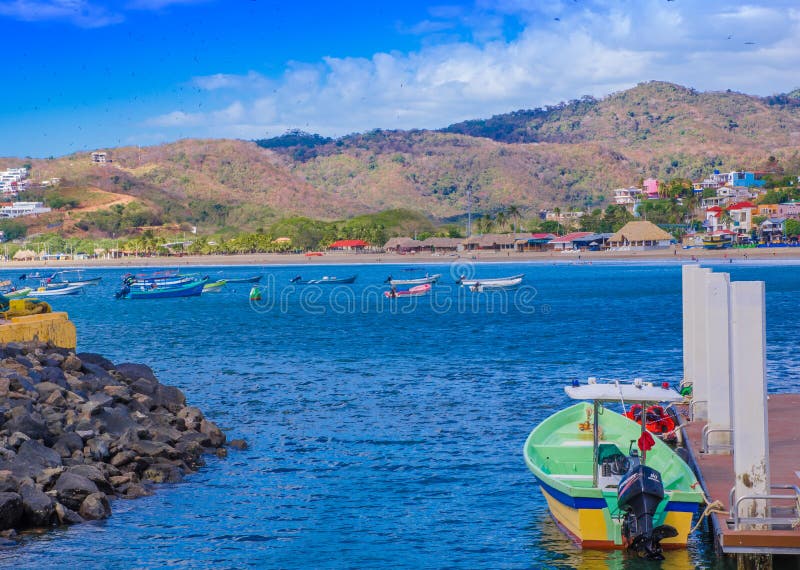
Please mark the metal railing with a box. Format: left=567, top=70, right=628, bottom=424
left=728, top=484, right=800, bottom=530
left=701, top=425, right=734, bottom=453
left=689, top=399, right=707, bottom=421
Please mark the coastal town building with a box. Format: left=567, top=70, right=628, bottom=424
left=760, top=218, right=786, bottom=243
left=463, top=233, right=516, bottom=251
left=727, top=201, right=757, bottom=235
left=328, top=239, right=369, bottom=252
left=549, top=231, right=594, bottom=251
left=777, top=201, right=800, bottom=220
left=613, top=187, right=642, bottom=206
left=607, top=221, right=673, bottom=249
left=384, top=237, right=423, bottom=253
left=0, top=167, right=28, bottom=195
left=643, top=178, right=660, bottom=199
left=419, top=237, right=461, bottom=253
left=91, top=151, right=109, bottom=164
left=0, top=201, right=51, bottom=218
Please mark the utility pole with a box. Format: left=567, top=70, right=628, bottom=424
left=466, top=188, right=472, bottom=237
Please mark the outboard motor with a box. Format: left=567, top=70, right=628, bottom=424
left=616, top=449, right=677, bottom=560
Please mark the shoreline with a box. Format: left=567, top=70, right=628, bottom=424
left=1, top=246, right=800, bottom=269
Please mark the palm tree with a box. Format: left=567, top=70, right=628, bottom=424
left=507, top=205, right=522, bottom=238
left=495, top=211, right=507, bottom=232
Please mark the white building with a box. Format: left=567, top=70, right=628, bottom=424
left=613, top=187, right=642, bottom=206
left=91, top=151, right=109, bottom=164
left=0, top=202, right=51, bottom=218
left=0, top=167, right=29, bottom=195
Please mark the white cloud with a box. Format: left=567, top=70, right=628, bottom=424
left=126, top=0, right=210, bottom=10
left=141, top=1, right=800, bottom=141
left=0, top=0, right=122, bottom=27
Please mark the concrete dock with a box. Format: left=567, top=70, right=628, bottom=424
left=682, top=395, right=800, bottom=555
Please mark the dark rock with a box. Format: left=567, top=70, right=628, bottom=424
left=67, top=465, right=113, bottom=495
left=215, top=448, right=228, bottom=459
left=3, top=409, right=46, bottom=441
left=54, top=472, right=98, bottom=511
left=60, top=354, right=82, bottom=372
left=0, top=473, right=18, bottom=493
left=78, top=492, right=110, bottom=520
left=142, top=463, right=182, bottom=484
left=95, top=407, right=136, bottom=436
left=13, top=356, right=33, bottom=370
left=110, top=450, right=136, bottom=468
left=35, top=467, right=64, bottom=490
left=7, top=432, right=30, bottom=449
left=131, top=440, right=174, bottom=459
left=103, top=385, right=132, bottom=403
left=121, top=483, right=150, bottom=499
left=85, top=438, right=110, bottom=462
left=16, top=440, right=61, bottom=471
left=0, top=493, right=22, bottom=530
left=229, top=439, right=248, bottom=450
left=116, top=363, right=158, bottom=384
left=177, top=406, right=204, bottom=430
left=152, top=385, right=185, bottom=413
left=39, top=366, right=67, bottom=386
left=19, top=484, right=55, bottom=527
left=76, top=353, right=115, bottom=371
left=6, top=374, right=35, bottom=394
left=54, top=502, right=84, bottom=525
left=52, top=433, right=83, bottom=458
left=88, top=392, right=113, bottom=408
left=199, top=420, right=226, bottom=447
left=130, top=378, right=157, bottom=397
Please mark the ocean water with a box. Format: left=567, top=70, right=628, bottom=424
left=1, top=260, right=798, bottom=569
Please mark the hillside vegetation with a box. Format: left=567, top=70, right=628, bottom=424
left=3, top=81, right=799, bottom=239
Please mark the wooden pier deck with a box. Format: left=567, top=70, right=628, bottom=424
left=682, top=394, right=800, bottom=555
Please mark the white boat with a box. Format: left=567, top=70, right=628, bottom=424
left=459, top=274, right=524, bottom=289
left=29, top=284, right=86, bottom=297
left=386, top=273, right=441, bottom=286
left=44, top=270, right=102, bottom=287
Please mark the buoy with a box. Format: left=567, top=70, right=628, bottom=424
left=249, top=286, right=262, bottom=301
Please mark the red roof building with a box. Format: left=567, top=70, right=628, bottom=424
left=328, top=239, right=369, bottom=250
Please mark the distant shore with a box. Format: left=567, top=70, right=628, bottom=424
left=2, top=246, right=800, bottom=270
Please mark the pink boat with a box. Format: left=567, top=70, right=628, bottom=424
left=384, top=283, right=431, bottom=298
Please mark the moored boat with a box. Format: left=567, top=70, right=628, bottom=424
left=523, top=380, right=703, bottom=559
left=202, top=280, right=226, bottom=293
left=385, top=273, right=441, bottom=286
left=459, top=274, right=524, bottom=289
left=116, top=277, right=208, bottom=300
left=44, top=270, right=102, bottom=287
left=4, top=287, right=32, bottom=299
left=384, top=283, right=431, bottom=298
left=222, top=275, right=262, bottom=284
left=290, top=275, right=357, bottom=284
left=29, top=284, right=86, bottom=297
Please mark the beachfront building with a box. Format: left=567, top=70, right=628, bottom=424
left=463, top=233, right=516, bottom=251
left=760, top=218, right=786, bottom=243
left=704, top=206, right=724, bottom=233
left=327, top=239, right=369, bottom=252
left=0, top=201, right=51, bottom=218
left=727, top=201, right=757, bottom=235
left=419, top=237, right=462, bottom=253
left=516, top=233, right=556, bottom=252
left=571, top=233, right=614, bottom=251
left=549, top=231, right=594, bottom=251
left=606, top=221, right=674, bottom=249
left=384, top=237, right=423, bottom=254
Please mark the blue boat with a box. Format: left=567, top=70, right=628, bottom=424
left=116, top=277, right=208, bottom=300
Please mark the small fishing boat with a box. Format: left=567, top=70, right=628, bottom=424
left=384, top=283, right=432, bottom=298
left=4, top=288, right=32, bottom=299
left=290, top=275, right=357, bottom=284
left=202, top=280, right=226, bottom=293
left=459, top=274, right=524, bottom=289
left=523, top=379, right=703, bottom=559
left=29, top=284, right=86, bottom=297
left=44, top=270, right=102, bottom=287
left=222, top=275, right=262, bottom=284
left=121, top=272, right=197, bottom=288
left=116, top=277, right=208, bottom=300
left=385, top=273, right=441, bottom=286
left=702, top=235, right=733, bottom=250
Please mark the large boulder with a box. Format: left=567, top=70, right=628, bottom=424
left=78, top=492, right=111, bottom=521
left=54, top=472, right=98, bottom=511
left=67, top=465, right=113, bottom=495
left=3, top=408, right=47, bottom=441
left=76, top=353, right=115, bottom=371
left=16, top=439, right=61, bottom=470
left=0, top=492, right=22, bottom=530
left=116, top=363, right=158, bottom=384
left=19, top=484, right=56, bottom=527
left=152, top=385, right=185, bottom=413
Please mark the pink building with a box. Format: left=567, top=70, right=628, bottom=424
left=778, top=201, right=800, bottom=220
left=643, top=178, right=660, bottom=199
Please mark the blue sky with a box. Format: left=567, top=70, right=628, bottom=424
left=1, top=0, right=799, bottom=158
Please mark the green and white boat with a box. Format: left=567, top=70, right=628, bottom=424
left=523, top=380, right=703, bottom=559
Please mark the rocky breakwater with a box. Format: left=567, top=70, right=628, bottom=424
left=0, top=341, right=229, bottom=539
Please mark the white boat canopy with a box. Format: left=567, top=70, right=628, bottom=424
left=565, top=380, right=683, bottom=403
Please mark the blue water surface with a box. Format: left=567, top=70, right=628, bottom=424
left=1, top=260, right=797, bottom=569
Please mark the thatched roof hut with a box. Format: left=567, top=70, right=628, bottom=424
left=12, top=249, right=36, bottom=261
left=607, top=221, right=674, bottom=248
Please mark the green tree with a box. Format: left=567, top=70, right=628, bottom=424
left=785, top=218, right=800, bottom=238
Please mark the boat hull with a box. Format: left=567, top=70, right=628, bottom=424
left=388, top=274, right=441, bottom=286
left=523, top=402, right=701, bottom=550
left=122, top=279, right=206, bottom=299
left=291, top=275, right=356, bottom=284
left=460, top=274, right=524, bottom=287
left=223, top=275, right=262, bottom=284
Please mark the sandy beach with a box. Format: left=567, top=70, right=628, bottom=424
left=2, top=246, right=799, bottom=270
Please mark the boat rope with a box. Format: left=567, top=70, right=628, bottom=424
left=689, top=489, right=727, bottom=534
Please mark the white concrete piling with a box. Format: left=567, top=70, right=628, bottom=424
left=730, top=280, right=770, bottom=528
left=704, top=271, right=732, bottom=452
left=684, top=265, right=712, bottom=420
